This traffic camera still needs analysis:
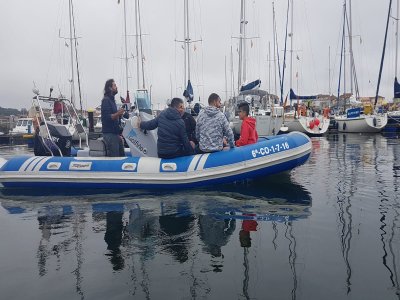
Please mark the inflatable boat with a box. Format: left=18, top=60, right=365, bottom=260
left=0, top=131, right=310, bottom=189
left=0, top=92, right=311, bottom=190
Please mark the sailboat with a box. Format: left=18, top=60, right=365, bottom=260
left=335, top=0, right=388, bottom=133
left=385, top=0, right=400, bottom=132
left=279, top=0, right=329, bottom=136
left=226, top=0, right=283, bottom=138
left=281, top=89, right=330, bottom=136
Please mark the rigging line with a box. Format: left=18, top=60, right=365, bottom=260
left=375, top=0, right=393, bottom=106
left=301, top=0, right=319, bottom=93
left=71, top=0, right=83, bottom=113
left=45, top=1, right=63, bottom=94
left=337, top=4, right=346, bottom=109
left=344, top=6, right=360, bottom=99
left=273, top=2, right=282, bottom=102
left=280, top=0, right=290, bottom=105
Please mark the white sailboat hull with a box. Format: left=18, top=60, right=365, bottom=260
left=232, top=115, right=284, bottom=137
left=282, top=115, right=330, bottom=136
left=335, top=114, right=388, bottom=133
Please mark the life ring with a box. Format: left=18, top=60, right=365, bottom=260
left=343, top=122, right=347, bottom=130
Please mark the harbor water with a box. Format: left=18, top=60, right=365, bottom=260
left=0, top=133, right=399, bottom=299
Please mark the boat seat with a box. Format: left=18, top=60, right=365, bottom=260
left=89, top=137, right=107, bottom=157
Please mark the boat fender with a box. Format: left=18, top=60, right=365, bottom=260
left=373, top=117, right=377, bottom=127
left=343, top=122, right=346, bottom=130
left=309, top=120, right=315, bottom=129
left=314, top=118, right=320, bottom=126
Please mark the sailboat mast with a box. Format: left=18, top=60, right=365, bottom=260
left=272, top=2, right=278, bottom=97
left=183, top=0, right=191, bottom=86
left=135, top=0, right=140, bottom=89
left=329, top=46, right=331, bottom=95
left=70, top=0, right=83, bottom=113
left=68, top=0, right=75, bottom=106
left=238, top=0, right=247, bottom=92
left=348, top=0, right=353, bottom=95
left=289, top=0, right=293, bottom=93
left=137, top=0, right=146, bottom=89
left=343, top=1, right=347, bottom=98
left=396, top=0, right=399, bottom=77
left=123, top=0, right=129, bottom=93
left=375, top=0, right=393, bottom=106
left=268, top=41, right=271, bottom=93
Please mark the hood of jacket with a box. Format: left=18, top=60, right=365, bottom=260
left=203, top=106, right=221, bottom=117
left=243, top=116, right=256, bottom=129
left=164, top=107, right=182, bottom=120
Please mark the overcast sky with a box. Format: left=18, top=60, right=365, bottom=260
left=0, top=0, right=395, bottom=110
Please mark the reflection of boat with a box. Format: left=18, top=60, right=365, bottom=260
left=0, top=177, right=311, bottom=299
left=0, top=131, right=311, bottom=190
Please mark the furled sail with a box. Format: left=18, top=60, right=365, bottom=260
left=394, top=77, right=400, bottom=98
left=240, top=79, right=261, bottom=92
left=290, top=88, right=316, bottom=100
left=183, top=80, right=194, bottom=103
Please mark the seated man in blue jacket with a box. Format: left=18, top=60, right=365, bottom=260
left=139, top=97, right=195, bottom=159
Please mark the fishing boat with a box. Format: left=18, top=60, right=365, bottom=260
left=9, top=118, right=34, bottom=135
left=0, top=91, right=311, bottom=190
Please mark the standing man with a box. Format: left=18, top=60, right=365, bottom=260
left=196, top=93, right=235, bottom=153
left=101, top=79, right=125, bottom=157
left=235, top=102, right=258, bottom=146
left=139, top=97, right=195, bottom=159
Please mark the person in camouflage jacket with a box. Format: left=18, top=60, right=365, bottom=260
left=195, top=93, right=235, bottom=153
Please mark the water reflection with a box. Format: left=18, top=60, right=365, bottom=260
left=327, top=133, right=400, bottom=298
left=0, top=174, right=311, bottom=299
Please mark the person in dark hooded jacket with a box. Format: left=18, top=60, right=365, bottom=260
left=139, top=97, right=195, bottom=158
left=235, top=102, right=258, bottom=146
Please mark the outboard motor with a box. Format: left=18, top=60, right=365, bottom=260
left=122, top=111, right=158, bottom=157
left=35, top=122, right=72, bottom=156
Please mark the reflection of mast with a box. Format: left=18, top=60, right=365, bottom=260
left=272, top=221, right=278, bottom=250
left=337, top=193, right=352, bottom=294
left=71, top=211, right=85, bottom=299
left=379, top=134, right=400, bottom=296
left=242, top=247, right=250, bottom=300
left=336, top=134, right=356, bottom=294
left=284, top=222, right=297, bottom=300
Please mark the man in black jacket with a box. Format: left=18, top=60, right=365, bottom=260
left=139, top=97, right=195, bottom=159
left=101, top=79, right=125, bottom=157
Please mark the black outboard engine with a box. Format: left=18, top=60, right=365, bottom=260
left=34, top=122, right=72, bottom=156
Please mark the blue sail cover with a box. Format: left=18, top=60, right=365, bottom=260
left=290, top=88, right=317, bottom=100
left=183, top=80, right=194, bottom=103
left=240, top=79, right=261, bottom=92
left=394, top=77, right=400, bottom=98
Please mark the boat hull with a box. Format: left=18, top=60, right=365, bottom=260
left=282, top=116, right=330, bottom=136
left=0, top=132, right=311, bottom=190
left=335, top=114, right=388, bottom=133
